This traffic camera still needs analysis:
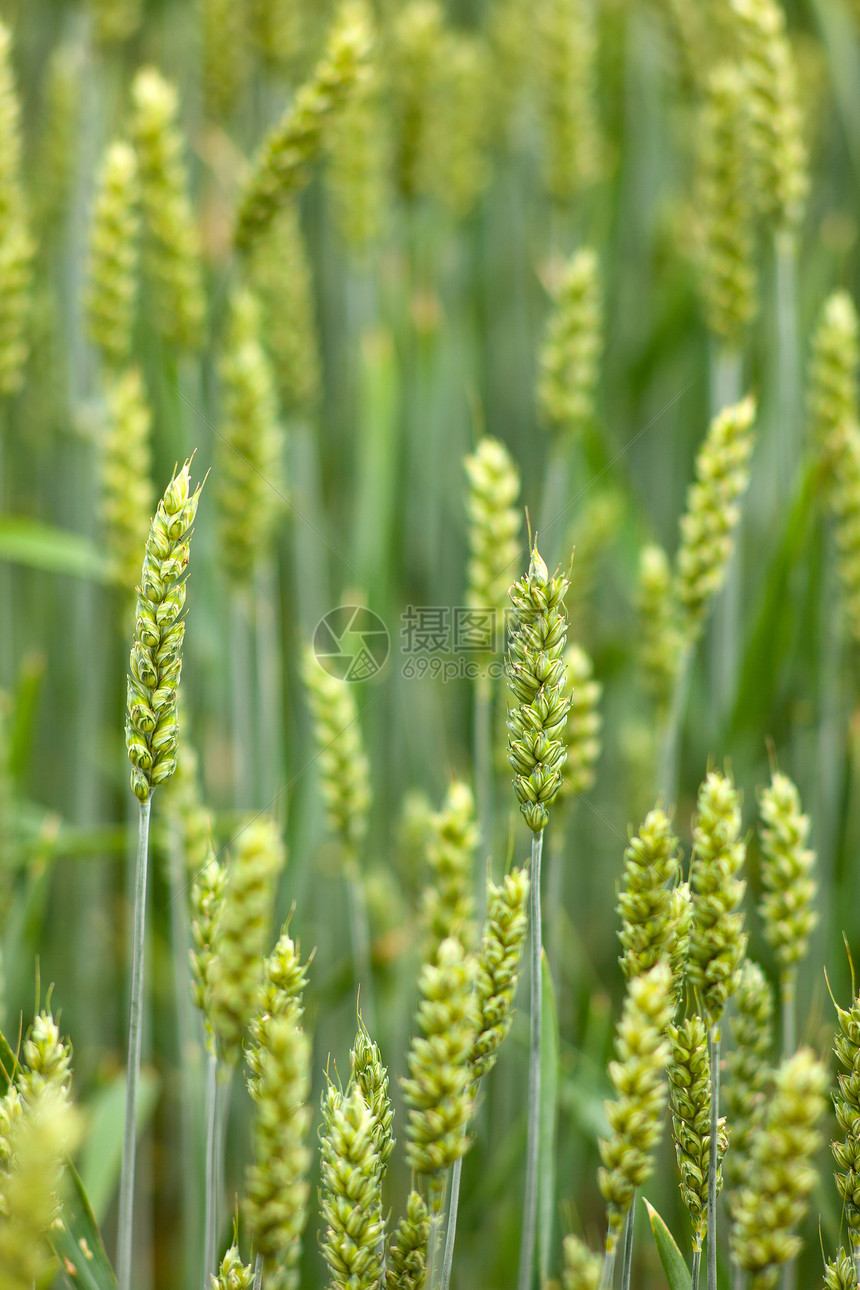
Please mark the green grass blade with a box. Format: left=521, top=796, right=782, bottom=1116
left=538, top=949, right=560, bottom=1289
left=52, top=1160, right=118, bottom=1290
left=643, top=1198, right=691, bottom=1290
left=0, top=519, right=110, bottom=582
left=80, top=1068, right=160, bottom=1223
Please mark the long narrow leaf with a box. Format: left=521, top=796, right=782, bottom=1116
left=52, top=1160, right=118, bottom=1290
left=80, top=1068, right=160, bottom=1223
left=0, top=519, right=110, bottom=582
left=643, top=1198, right=691, bottom=1290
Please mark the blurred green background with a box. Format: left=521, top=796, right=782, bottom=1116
left=2, top=0, right=860, bottom=1286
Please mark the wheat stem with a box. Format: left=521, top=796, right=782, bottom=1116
left=345, top=853, right=375, bottom=1031
left=230, top=596, right=255, bottom=806
left=166, top=825, right=199, bottom=1282
left=775, top=231, right=799, bottom=499
left=546, top=802, right=569, bottom=982
left=710, top=344, right=744, bottom=721
left=710, top=345, right=743, bottom=417
left=427, top=1182, right=447, bottom=1290
left=253, top=1254, right=263, bottom=1290
left=203, top=1050, right=218, bottom=1286
left=254, top=560, right=284, bottom=805
left=781, top=978, right=796, bottom=1057
left=658, top=644, right=692, bottom=803
left=117, top=796, right=152, bottom=1290
left=473, top=672, right=493, bottom=924
left=692, top=1247, right=702, bottom=1290
left=518, top=828, right=544, bottom=1290
left=540, top=441, right=572, bottom=568
left=620, top=1201, right=635, bottom=1290
left=440, top=1154, right=463, bottom=1290
left=707, top=1030, right=721, bottom=1290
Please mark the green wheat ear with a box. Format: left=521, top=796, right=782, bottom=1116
left=244, top=1013, right=311, bottom=1290
left=832, top=986, right=860, bottom=1252
left=723, top=959, right=774, bottom=1201
left=808, top=291, right=859, bottom=460
left=435, top=31, right=492, bottom=219
left=402, top=935, right=478, bottom=1195
left=0, top=20, right=33, bottom=399
left=302, top=648, right=372, bottom=863
left=505, top=541, right=571, bottom=833
left=824, top=1249, right=857, bottom=1290
left=471, top=864, right=530, bottom=1082
left=100, top=366, right=154, bottom=602
left=757, top=770, right=817, bottom=1002
left=215, top=285, right=285, bottom=590
left=130, top=67, right=205, bottom=351
left=696, top=62, right=757, bottom=348
left=617, top=807, right=684, bottom=982
left=421, top=780, right=478, bottom=955
left=235, top=1, right=374, bottom=250
left=637, top=543, right=683, bottom=715
left=729, top=0, right=807, bottom=235
left=464, top=436, right=523, bottom=644
left=561, top=1234, right=601, bottom=1290
left=538, top=247, right=603, bottom=440
left=248, top=0, right=307, bottom=72
left=350, top=1017, right=394, bottom=1170
left=730, top=1048, right=828, bottom=1288
left=88, top=0, right=142, bottom=43
left=125, top=461, right=204, bottom=802
left=668, top=1014, right=728, bottom=1254
left=560, top=643, right=602, bottom=797
left=389, top=1, right=447, bottom=202
left=598, top=961, right=674, bottom=1254
left=676, top=396, right=757, bottom=643
left=828, top=420, right=860, bottom=644
left=0, top=1012, right=81, bottom=1288
left=202, top=0, right=248, bottom=122
left=385, top=1190, right=430, bottom=1290
left=86, top=139, right=141, bottom=369
left=535, top=0, right=601, bottom=202
left=687, top=769, right=747, bottom=1034
left=211, top=1245, right=255, bottom=1290
left=319, top=1082, right=386, bottom=1290
left=326, top=59, right=389, bottom=251
left=31, top=44, right=83, bottom=241
left=207, top=815, right=286, bottom=1065
left=248, top=206, right=321, bottom=419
